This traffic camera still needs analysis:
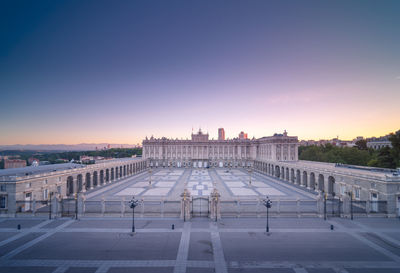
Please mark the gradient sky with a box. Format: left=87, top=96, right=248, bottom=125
left=1, top=0, right=400, bottom=145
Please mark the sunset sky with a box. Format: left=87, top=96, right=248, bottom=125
left=1, top=0, right=399, bottom=145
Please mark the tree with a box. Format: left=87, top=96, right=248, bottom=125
left=355, top=139, right=367, bottom=150
left=389, top=130, right=400, bottom=167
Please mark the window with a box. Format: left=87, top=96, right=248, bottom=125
left=340, top=185, right=346, bottom=195
left=26, top=183, right=31, bottom=189
left=44, top=179, right=48, bottom=185
left=0, top=184, right=6, bottom=192
left=43, top=189, right=48, bottom=200
left=354, top=188, right=360, bottom=199
left=0, top=195, right=7, bottom=209
left=57, top=186, right=61, bottom=194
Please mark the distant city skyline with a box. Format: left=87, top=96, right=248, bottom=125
left=1, top=1, right=399, bottom=145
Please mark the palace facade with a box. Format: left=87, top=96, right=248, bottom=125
left=142, top=129, right=299, bottom=168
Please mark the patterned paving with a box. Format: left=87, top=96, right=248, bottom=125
left=86, top=168, right=316, bottom=201
left=1, top=218, right=400, bottom=273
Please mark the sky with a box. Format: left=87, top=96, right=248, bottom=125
left=1, top=0, right=400, bottom=145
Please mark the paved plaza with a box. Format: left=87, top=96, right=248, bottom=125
left=1, top=217, right=400, bottom=273
left=85, top=168, right=315, bottom=201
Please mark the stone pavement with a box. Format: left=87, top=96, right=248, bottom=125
left=0, top=217, right=400, bottom=272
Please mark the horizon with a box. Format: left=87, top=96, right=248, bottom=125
left=1, top=0, right=400, bottom=145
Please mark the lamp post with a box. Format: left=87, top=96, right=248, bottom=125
left=129, top=196, right=139, bottom=233
left=347, top=191, right=353, bottom=220
left=248, top=167, right=253, bottom=187
left=148, top=168, right=152, bottom=188
left=262, top=196, right=272, bottom=232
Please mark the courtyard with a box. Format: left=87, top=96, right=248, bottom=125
left=0, top=217, right=400, bottom=273
left=85, top=168, right=316, bottom=201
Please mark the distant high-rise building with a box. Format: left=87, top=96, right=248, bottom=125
left=218, top=128, right=225, bottom=140
left=238, top=131, right=248, bottom=140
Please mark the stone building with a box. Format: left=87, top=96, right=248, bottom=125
left=0, top=157, right=147, bottom=215
left=142, top=129, right=299, bottom=168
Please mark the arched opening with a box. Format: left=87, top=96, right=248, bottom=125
left=67, top=176, right=74, bottom=196
left=77, top=174, right=83, bottom=192
left=115, top=167, right=119, bottom=179
left=318, top=174, right=325, bottom=192
left=106, top=169, right=109, bottom=182
left=271, top=165, right=274, bottom=176
left=328, top=176, right=335, bottom=196
left=291, top=169, right=295, bottom=183
left=120, top=166, right=123, bottom=177
left=93, top=171, right=98, bottom=187
left=123, top=165, right=126, bottom=176
left=309, top=172, right=316, bottom=190
left=275, top=165, right=280, bottom=178
left=302, top=171, right=308, bottom=187
left=281, top=167, right=285, bottom=179
left=286, top=168, right=289, bottom=181
left=85, top=173, right=91, bottom=190
left=100, top=170, right=104, bottom=185
left=296, top=170, right=301, bottom=184
left=111, top=168, right=114, bottom=181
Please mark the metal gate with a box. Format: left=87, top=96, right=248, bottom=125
left=61, top=198, right=77, bottom=218
left=191, top=197, right=209, bottom=217
left=324, top=198, right=342, bottom=218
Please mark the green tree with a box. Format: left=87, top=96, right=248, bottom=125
left=355, top=139, right=367, bottom=150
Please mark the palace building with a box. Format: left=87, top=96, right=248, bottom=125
left=142, top=129, right=299, bottom=168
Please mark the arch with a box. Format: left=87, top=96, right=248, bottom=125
left=275, top=165, right=280, bottom=178
left=106, top=169, right=110, bottom=182
left=286, top=168, right=289, bottom=181
left=328, top=176, right=335, bottom=196
left=291, top=169, right=295, bottom=183
left=93, top=171, right=98, bottom=187
left=120, top=166, right=123, bottom=177
left=100, top=170, right=104, bottom=185
left=309, top=172, right=316, bottom=190
left=296, top=170, right=301, bottom=184
left=318, top=174, right=325, bottom=192
left=302, top=171, right=308, bottom=187
left=85, top=173, right=91, bottom=190
left=111, top=168, right=114, bottom=181
left=115, top=167, right=119, bottom=179
left=67, top=176, right=74, bottom=196
left=281, top=167, right=285, bottom=180
left=77, top=174, right=83, bottom=192
left=123, top=165, right=126, bottom=176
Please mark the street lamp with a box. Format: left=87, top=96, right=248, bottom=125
left=248, top=167, right=253, bottom=187
left=262, top=196, right=272, bottom=232
left=346, top=191, right=354, bottom=220
left=129, top=196, right=139, bottom=233
left=148, top=168, right=152, bottom=188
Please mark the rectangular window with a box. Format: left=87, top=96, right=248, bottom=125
left=354, top=188, right=360, bottom=199
left=43, top=189, right=48, bottom=200
left=0, top=195, right=6, bottom=209
left=57, top=186, right=61, bottom=194
left=0, top=185, right=6, bottom=192
left=340, top=185, right=346, bottom=195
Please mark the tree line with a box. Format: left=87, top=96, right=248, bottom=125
left=299, top=130, right=400, bottom=169
left=0, top=148, right=142, bottom=168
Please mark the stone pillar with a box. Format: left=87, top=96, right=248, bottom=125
left=317, top=193, right=324, bottom=218
left=342, top=195, right=350, bottom=218
left=77, top=193, right=85, bottom=218
left=180, top=188, right=191, bottom=221
left=210, top=188, right=221, bottom=220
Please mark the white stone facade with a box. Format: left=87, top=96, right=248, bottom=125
left=143, top=129, right=299, bottom=168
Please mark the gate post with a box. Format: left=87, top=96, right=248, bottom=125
left=77, top=193, right=85, bottom=218
left=210, top=188, right=221, bottom=221
left=317, top=193, right=324, bottom=218
left=342, top=195, right=350, bottom=218
left=180, top=188, right=191, bottom=221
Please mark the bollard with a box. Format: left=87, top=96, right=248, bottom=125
left=17, top=224, right=21, bottom=230
left=330, top=224, right=334, bottom=230
left=172, top=224, right=175, bottom=230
